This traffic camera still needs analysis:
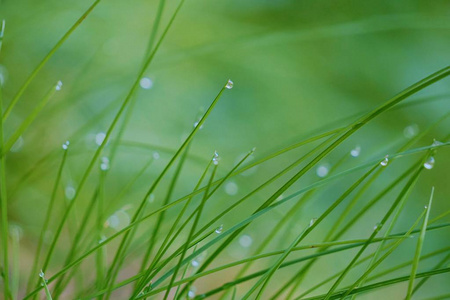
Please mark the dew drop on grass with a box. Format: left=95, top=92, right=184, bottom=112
left=39, top=270, right=45, bottom=278
left=95, top=132, right=106, bottom=146
left=226, top=79, right=233, bottom=89
left=139, top=77, right=153, bottom=89
left=380, top=155, right=389, bottom=167
left=373, top=223, right=382, bottom=230
left=213, top=151, right=220, bottom=165
left=403, top=124, right=419, bottom=139
left=309, top=218, right=317, bottom=227
left=62, top=140, right=70, bottom=150
left=105, top=209, right=130, bottom=231
left=191, top=260, right=199, bottom=267
left=224, top=181, right=238, bottom=195
left=65, top=185, right=76, bottom=200
left=55, top=80, right=63, bottom=91
left=147, top=193, right=155, bottom=203
left=423, top=156, right=435, bottom=170
left=432, top=139, right=444, bottom=147
left=215, top=224, right=223, bottom=234
left=188, top=287, right=196, bottom=299
left=193, top=121, right=203, bottom=129
left=239, top=235, right=253, bottom=248
left=350, top=146, right=361, bottom=157
left=153, top=152, right=160, bottom=160
left=316, top=164, right=329, bottom=177
left=100, top=156, right=110, bottom=171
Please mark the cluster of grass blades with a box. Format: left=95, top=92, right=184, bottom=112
left=0, top=1, right=449, bottom=299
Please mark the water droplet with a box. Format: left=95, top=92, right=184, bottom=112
left=39, top=270, right=44, bottom=278
left=55, top=80, right=63, bottom=91
left=432, top=139, right=444, bottom=147
left=191, top=260, right=199, bottom=267
left=10, top=136, right=24, bottom=153
left=139, top=77, right=153, bottom=89
left=403, top=124, right=419, bottom=139
left=100, top=156, right=110, bottom=171
left=316, top=164, right=329, bottom=177
left=193, top=121, right=204, bottom=129
left=147, top=193, right=155, bottom=203
left=98, top=235, right=107, bottom=244
left=239, top=234, right=253, bottom=248
left=215, top=224, right=223, bottom=234
left=188, top=287, right=196, bottom=299
left=105, top=209, right=130, bottom=231
left=423, top=156, right=435, bottom=170
left=95, top=132, right=106, bottom=146
left=152, top=152, right=160, bottom=160
left=62, top=140, right=70, bottom=150
left=213, top=151, right=220, bottom=165
left=225, top=79, right=233, bottom=89
left=350, top=146, right=361, bottom=158
left=373, top=223, right=382, bottom=230
left=424, top=205, right=428, bottom=209
left=224, top=181, right=238, bottom=195
left=65, top=185, right=76, bottom=200
left=309, top=218, right=318, bottom=227
left=380, top=155, right=389, bottom=167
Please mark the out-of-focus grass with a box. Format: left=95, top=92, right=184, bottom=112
left=0, top=0, right=449, bottom=299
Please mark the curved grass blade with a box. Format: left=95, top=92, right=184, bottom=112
left=3, top=0, right=101, bottom=120
left=406, top=186, right=434, bottom=299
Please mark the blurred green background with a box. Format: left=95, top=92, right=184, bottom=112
left=1, top=0, right=449, bottom=298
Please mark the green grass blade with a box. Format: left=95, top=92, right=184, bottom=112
left=2, top=0, right=101, bottom=121
left=406, top=186, right=434, bottom=299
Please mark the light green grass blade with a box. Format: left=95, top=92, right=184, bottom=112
left=2, top=0, right=101, bottom=120
left=406, top=186, right=434, bottom=299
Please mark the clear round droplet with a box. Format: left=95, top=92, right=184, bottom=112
left=95, top=132, right=106, bottom=146
left=105, top=210, right=130, bottom=231
left=188, top=288, right=196, bottom=299
left=373, top=223, right=382, bottom=230
left=191, top=260, right=199, bottom=267
left=139, top=77, right=153, bottom=89
left=215, top=224, right=223, bottom=234
left=147, top=193, right=155, bottom=203
left=55, top=80, right=63, bottom=91
left=152, top=152, right=160, bottom=160
left=380, top=155, right=389, bottom=167
left=62, top=140, right=70, bottom=150
left=39, top=270, right=45, bottom=278
left=224, top=181, right=238, bottom=196
left=193, top=120, right=203, bottom=129
left=350, top=146, right=361, bottom=158
left=403, top=124, right=419, bottom=139
left=316, top=164, right=329, bottom=177
left=309, top=218, right=318, bottom=227
left=432, top=139, right=444, bottom=147
left=424, top=205, right=428, bottom=209
left=213, top=151, right=220, bottom=165
left=239, top=234, right=253, bottom=248
left=423, top=156, right=435, bottom=170
left=100, top=156, right=110, bottom=171
left=65, top=185, right=76, bottom=200
left=225, top=79, right=233, bottom=89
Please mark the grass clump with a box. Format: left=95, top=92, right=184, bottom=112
left=0, top=1, right=449, bottom=299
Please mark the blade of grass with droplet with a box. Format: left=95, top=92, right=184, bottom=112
left=242, top=164, right=379, bottom=300
left=177, top=66, right=450, bottom=296
left=2, top=0, right=101, bottom=121
left=299, top=267, right=450, bottom=300
left=26, top=148, right=68, bottom=293
left=406, top=187, right=434, bottom=299
left=161, top=160, right=218, bottom=300
left=341, top=207, right=427, bottom=298
left=22, top=142, right=449, bottom=299
left=322, top=154, right=428, bottom=299
left=41, top=0, right=189, bottom=284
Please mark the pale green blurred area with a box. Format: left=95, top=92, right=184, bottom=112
left=0, top=0, right=450, bottom=298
